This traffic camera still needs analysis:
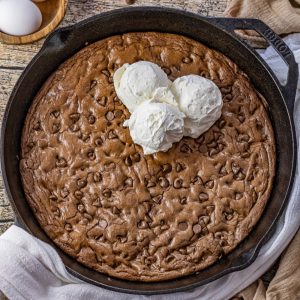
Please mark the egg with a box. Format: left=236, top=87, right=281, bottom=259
left=0, top=0, right=42, bottom=36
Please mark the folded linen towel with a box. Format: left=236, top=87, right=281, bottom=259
left=225, top=0, right=300, bottom=48
left=235, top=229, right=300, bottom=300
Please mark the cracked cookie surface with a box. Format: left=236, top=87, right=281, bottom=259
left=20, top=32, right=276, bottom=281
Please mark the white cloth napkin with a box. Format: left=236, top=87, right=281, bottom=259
left=0, top=34, right=300, bottom=300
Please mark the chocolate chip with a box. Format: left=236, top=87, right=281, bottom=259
left=223, top=94, right=233, bottom=102
left=220, top=86, right=232, bottom=94
left=124, top=177, right=133, bottom=187
left=161, top=225, right=169, bottom=231
left=199, top=216, right=210, bottom=225
left=206, top=205, right=215, bottom=214
left=138, top=220, right=148, bottom=229
left=174, top=178, right=183, bottom=189
left=256, top=121, right=263, bottom=129
left=80, top=218, right=90, bottom=227
left=165, top=255, right=175, bottom=263
left=158, top=177, right=169, bottom=188
left=205, top=180, right=214, bottom=189
left=69, top=113, right=80, bottom=122
left=191, top=176, right=203, bottom=184
left=56, top=158, right=67, bottom=168
left=102, top=188, right=112, bottom=198
left=104, top=162, right=116, bottom=170
left=176, top=163, right=184, bottom=172
left=193, top=224, right=202, bottom=234
left=101, top=69, right=110, bottom=77
left=65, top=223, right=72, bottom=231
left=232, top=163, right=240, bottom=175
left=209, top=148, right=219, bottom=157
left=218, top=144, right=225, bottom=151
left=220, top=240, right=228, bottom=247
left=70, top=123, right=79, bottom=132
left=178, top=222, right=188, bottom=230
left=236, top=171, right=245, bottom=180
left=238, top=114, right=245, bottom=123
left=92, top=198, right=101, bottom=207
left=77, top=178, right=87, bottom=188
left=97, top=96, right=107, bottom=106
left=196, top=135, right=204, bottom=144
left=33, top=121, right=41, bottom=131
left=152, top=195, right=163, bottom=204
left=112, top=206, right=121, bottom=214
left=84, top=213, right=93, bottom=221
left=60, top=188, right=69, bottom=198
left=99, top=220, right=107, bottom=228
left=124, top=156, right=132, bottom=166
left=51, top=110, right=60, bottom=118
left=77, top=204, right=85, bottom=212
left=81, top=134, right=90, bottom=142
left=208, top=141, right=217, bottom=148
left=108, top=130, right=117, bottom=139
left=241, top=152, right=250, bottom=158
left=162, top=67, right=171, bottom=75
left=106, top=111, right=114, bottom=121
left=93, top=233, right=103, bottom=241
left=87, top=150, right=96, bottom=160
left=125, top=0, right=135, bottom=4
left=74, top=190, right=83, bottom=199
left=200, top=70, right=210, bottom=78
left=88, top=115, right=96, bottom=124
left=180, top=143, right=192, bottom=153
left=224, top=212, right=233, bottom=220
left=220, top=166, right=227, bottom=175
left=93, top=172, right=102, bottom=183
left=214, top=132, right=223, bottom=140
left=90, top=80, right=97, bottom=89
left=238, top=134, right=250, bottom=142
left=218, top=119, right=226, bottom=129
left=131, top=153, right=141, bottom=162
left=179, top=197, right=187, bottom=205
left=179, top=248, right=187, bottom=255
left=199, top=145, right=208, bottom=153
left=199, top=192, right=209, bottom=202
left=215, top=232, right=222, bottom=239
left=50, top=205, right=58, bottom=212
left=49, top=194, right=57, bottom=201
left=182, top=57, right=192, bottom=64
left=94, top=137, right=103, bottom=146
left=248, top=173, right=254, bottom=181
left=162, top=163, right=172, bottom=173
left=52, top=124, right=60, bottom=133
left=147, top=181, right=156, bottom=188
left=114, top=110, right=123, bottom=118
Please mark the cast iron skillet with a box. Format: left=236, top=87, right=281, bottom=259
left=1, top=7, right=298, bottom=295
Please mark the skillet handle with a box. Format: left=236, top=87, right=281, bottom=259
left=206, top=17, right=298, bottom=114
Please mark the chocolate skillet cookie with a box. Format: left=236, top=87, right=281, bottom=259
left=20, top=32, right=276, bottom=282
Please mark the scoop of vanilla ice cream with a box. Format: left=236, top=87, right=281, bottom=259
left=171, top=75, right=223, bottom=138
left=123, top=101, right=185, bottom=155
left=152, top=86, right=178, bottom=107
left=113, top=61, right=171, bottom=113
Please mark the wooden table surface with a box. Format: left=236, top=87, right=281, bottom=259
left=0, top=0, right=277, bottom=289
